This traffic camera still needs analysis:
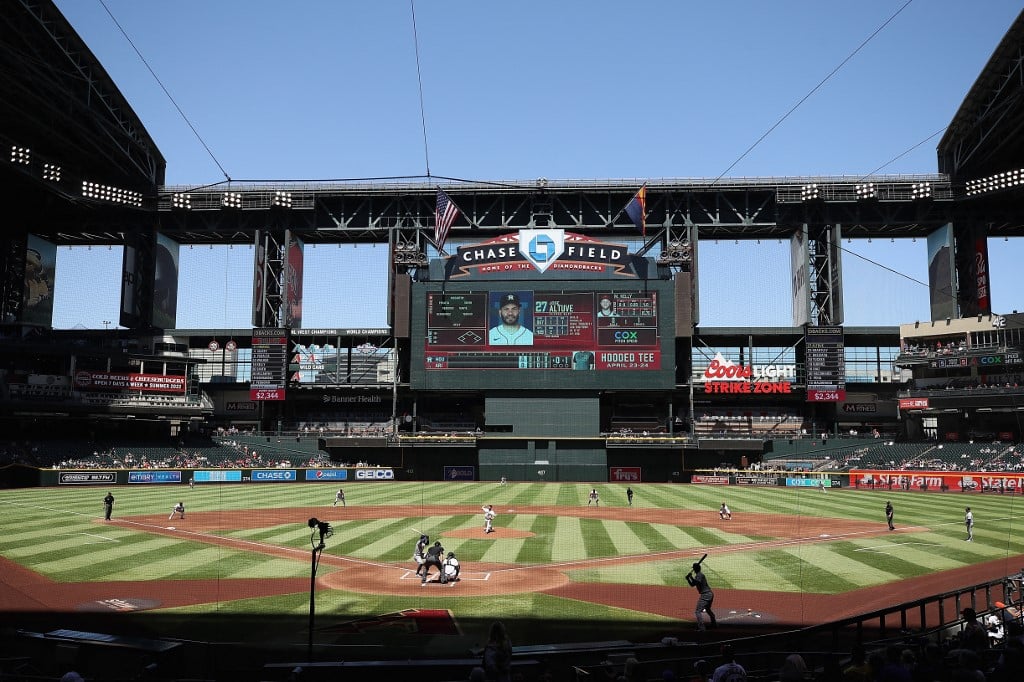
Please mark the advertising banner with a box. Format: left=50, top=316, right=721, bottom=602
left=74, top=371, right=186, bottom=393
left=251, top=469, right=297, bottom=482
left=23, top=234, right=57, bottom=327
left=786, top=477, right=830, bottom=488
left=355, top=468, right=395, bottom=480
left=152, top=233, right=180, bottom=330
left=790, top=227, right=810, bottom=327
left=735, top=475, right=776, bottom=486
left=59, top=471, right=116, bottom=485
left=284, top=232, right=304, bottom=329
left=305, top=469, right=348, bottom=481
left=927, top=224, right=957, bottom=322
left=851, top=469, right=1024, bottom=493
left=129, top=471, right=183, bottom=484
left=194, top=470, right=243, bottom=483
left=119, top=234, right=144, bottom=329
left=898, top=397, right=930, bottom=410
left=691, top=474, right=729, bottom=485
left=609, top=466, right=641, bottom=482
left=443, top=466, right=476, bottom=481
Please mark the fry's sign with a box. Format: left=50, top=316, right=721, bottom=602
left=701, top=353, right=795, bottom=394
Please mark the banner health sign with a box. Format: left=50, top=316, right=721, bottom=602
left=129, top=471, right=182, bottom=484
left=444, top=466, right=476, bottom=481
left=305, top=469, right=348, bottom=481
left=252, top=469, right=297, bottom=482
left=194, top=470, right=243, bottom=483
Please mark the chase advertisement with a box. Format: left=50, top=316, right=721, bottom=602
left=251, top=470, right=297, bottom=482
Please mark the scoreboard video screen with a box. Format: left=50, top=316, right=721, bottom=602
left=410, top=281, right=674, bottom=390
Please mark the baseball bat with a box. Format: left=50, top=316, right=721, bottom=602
left=697, top=553, right=708, bottom=565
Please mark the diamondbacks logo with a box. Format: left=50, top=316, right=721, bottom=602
left=519, top=229, right=564, bottom=273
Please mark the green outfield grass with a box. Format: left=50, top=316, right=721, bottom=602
left=3, top=481, right=1024, bottom=649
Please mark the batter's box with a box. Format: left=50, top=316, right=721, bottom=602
left=401, top=570, right=491, bottom=582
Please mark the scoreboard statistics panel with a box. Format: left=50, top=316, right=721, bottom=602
left=411, top=281, right=674, bottom=390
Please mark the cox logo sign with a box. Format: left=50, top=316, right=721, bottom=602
left=355, top=469, right=395, bottom=480
left=614, top=331, right=639, bottom=341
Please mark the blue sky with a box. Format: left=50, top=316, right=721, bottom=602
left=49, top=0, right=1023, bottom=330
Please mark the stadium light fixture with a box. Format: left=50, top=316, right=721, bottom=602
left=855, top=182, right=876, bottom=199
left=42, top=163, right=61, bottom=182
left=9, top=145, right=30, bottom=165
left=172, top=193, right=191, bottom=210
left=221, top=192, right=242, bottom=209
left=81, top=180, right=143, bottom=207
left=911, top=182, right=931, bottom=200
left=966, top=168, right=1023, bottom=196
left=800, top=184, right=819, bottom=200
left=272, top=190, right=293, bottom=208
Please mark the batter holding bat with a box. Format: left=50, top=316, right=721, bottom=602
left=685, top=554, right=716, bottom=630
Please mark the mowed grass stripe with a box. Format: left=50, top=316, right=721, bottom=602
left=580, top=519, right=617, bottom=558
left=602, top=520, right=654, bottom=556
left=7, top=533, right=170, bottom=563
left=328, top=518, right=420, bottom=559
left=627, top=521, right=680, bottom=553
left=782, top=545, right=904, bottom=590
left=47, top=542, right=211, bottom=582
left=552, top=517, right=585, bottom=562
left=518, top=515, right=556, bottom=564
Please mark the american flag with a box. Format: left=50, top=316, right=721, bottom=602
left=435, top=188, right=460, bottom=251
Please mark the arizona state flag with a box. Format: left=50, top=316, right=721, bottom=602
left=624, top=185, right=647, bottom=236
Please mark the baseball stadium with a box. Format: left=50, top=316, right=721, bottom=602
left=3, top=2, right=1024, bottom=681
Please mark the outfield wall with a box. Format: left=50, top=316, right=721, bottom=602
left=21, top=466, right=1024, bottom=491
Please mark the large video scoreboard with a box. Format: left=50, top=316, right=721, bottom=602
left=411, top=280, right=675, bottom=390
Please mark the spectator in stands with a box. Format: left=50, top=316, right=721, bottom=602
left=958, top=608, right=989, bottom=651
left=711, top=644, right=745, bottom=681
left=777, top=653, right=807, bottom=681
left=482, top=620, right=512, bottom=682
left=622, top=657, right=643, bottom=682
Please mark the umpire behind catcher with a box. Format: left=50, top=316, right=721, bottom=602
left=421, top=540, right=445, bottom=584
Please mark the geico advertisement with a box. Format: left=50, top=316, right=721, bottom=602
left=354, top=468, right=395, bottom=480
left=251, top=469, right=297, bottom=482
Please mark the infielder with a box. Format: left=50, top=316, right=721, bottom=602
left=169, top=501, right=185, bottom=520
left=333, top=488, right=346, bottom=507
